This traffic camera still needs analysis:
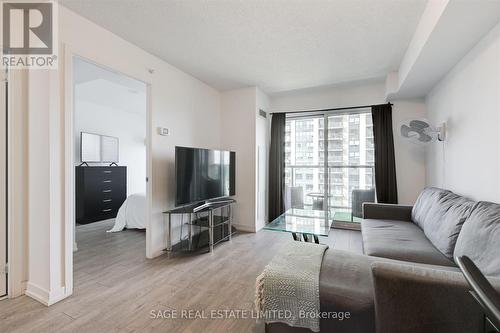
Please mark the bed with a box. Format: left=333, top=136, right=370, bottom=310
left=107, top=193, right=146, bottom=232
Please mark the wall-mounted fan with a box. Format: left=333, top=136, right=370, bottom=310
left=400, top=119, right=446, bottom=144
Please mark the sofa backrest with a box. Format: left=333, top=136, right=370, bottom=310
left=412, top=187, right=451, bottom=228
left=454, top=201, right=500, bottom=278
left=412, top=187, right=476, bottom=260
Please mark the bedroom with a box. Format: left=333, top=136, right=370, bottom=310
left=73, top=57, right=148, bottom=259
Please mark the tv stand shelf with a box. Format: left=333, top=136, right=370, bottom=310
left=163, top=200, right=235, bottom=253
left=190, top=215, right=230, bottom=228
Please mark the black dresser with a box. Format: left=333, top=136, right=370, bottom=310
left=76, top=166, right=127, bottom=224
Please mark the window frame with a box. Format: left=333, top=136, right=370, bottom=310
left=284, top=108, right=375, bottom=224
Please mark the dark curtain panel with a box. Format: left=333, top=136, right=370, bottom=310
left=371, top=104, right=398, bottom=204
left=268, top=113, right=286, bottom=221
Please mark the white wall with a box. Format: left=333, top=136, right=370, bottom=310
left=271, top=79, right=386, bottom=113
left=219, top=87, right=271, bottom=232
left=426, top=22, right=500, bottom=202
left=221, top=88, right=257, bottom=232
left=270, top=79, right=427, bottom=205
left=74, top=99, right=146, bottom=196
left=27, top=69, right=67, bottom=305
left=8, top=70, right=29, bottom=298
left=24, top=5, right=223, bottom=305
left=391, top=100, right=427, bottom=204
left=59, top=6, right=223, bottom=259
left=256, top=88, right=270, bottom=230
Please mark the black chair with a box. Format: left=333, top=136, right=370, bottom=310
left=456, top=256, right=500, bottom=333
left=284, top=186, right=304, bottom=210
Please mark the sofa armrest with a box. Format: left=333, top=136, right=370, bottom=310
left=371, top=262, right=500, bottom=333
left=362, top=203, right=413, bottom=221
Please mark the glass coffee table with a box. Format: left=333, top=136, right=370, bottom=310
left=264, top=208, right=333, bottom=243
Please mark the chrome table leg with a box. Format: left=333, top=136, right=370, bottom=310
left=209, top=211, right=214, bottom=253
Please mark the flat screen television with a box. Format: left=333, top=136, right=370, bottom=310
left=81, top=132, right=119, bottom=163
left=175, top=146, right=235, bottom=206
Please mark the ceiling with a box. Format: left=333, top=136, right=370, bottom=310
left=388, top=0, right=500, bottom=99
left=74, top=58, right=146, bottom=114
left=62, top=0, right=428, bottom=94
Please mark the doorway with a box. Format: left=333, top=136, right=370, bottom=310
left=70, top=56, right=150, bottom=290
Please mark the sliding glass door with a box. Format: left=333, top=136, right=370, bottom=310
left=284, top=116, right=324, bottom=209
left=284, top=109, right=375, bottom=226
left=326, top=112, right=375, bottom=224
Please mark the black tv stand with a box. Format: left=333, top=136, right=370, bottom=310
left=163, top=199, right=236, bottom=253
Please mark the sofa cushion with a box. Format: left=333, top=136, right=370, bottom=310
left=361, top=218, right=455, bottom=267
left=318, top=250, right=375, bottom=332
left=454, top=201, right=500, bottom=278
left=411, top=187, right=451, bottom=229
left=411, top=187, right=475, bottom=259
left=422, top=192, right=476, bottom=259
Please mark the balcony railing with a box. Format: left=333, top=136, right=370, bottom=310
left=284, top=165, right=375, bottom=223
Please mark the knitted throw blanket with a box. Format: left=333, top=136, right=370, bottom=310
left=255, top=241, right=328, bottom=332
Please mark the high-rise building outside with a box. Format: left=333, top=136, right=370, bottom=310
left=284, top=112, right=374, bottom=213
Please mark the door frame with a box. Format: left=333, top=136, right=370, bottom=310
left=0, top=69, right=7, bottom=299
left=63, top=43, right=153, bottom=296
left=2, top=69, right=30, bottom=300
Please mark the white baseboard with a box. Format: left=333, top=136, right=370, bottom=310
left=25, top=282, right=49, bottom=305
left=148, top=248, right=165, bottom=259
left=255, top=222, right=265, bottom=232
left=25, top=282, right=68, bottom=306
left=232, top=223, right=256, bottom=233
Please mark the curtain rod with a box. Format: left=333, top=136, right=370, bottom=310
left=268, top=102, right=393, bottom=115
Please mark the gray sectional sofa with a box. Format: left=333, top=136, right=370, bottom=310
left=266, top=187, right=500, bottom=333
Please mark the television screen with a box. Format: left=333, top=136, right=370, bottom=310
left=80, top=132, right=119, bottom=163
left=175, top=146, right=235, bottom=206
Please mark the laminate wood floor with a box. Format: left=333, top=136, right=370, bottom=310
left=0, top=219, right=362, bottom=333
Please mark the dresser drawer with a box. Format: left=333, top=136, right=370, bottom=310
left=84, top=168, right=125, bottom=184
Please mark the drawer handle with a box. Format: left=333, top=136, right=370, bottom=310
left=103, top=180, right=112, bottom=183
left=102, top=209, right=112, bottom=212
left=103, top=199, right=112, bottom=203
left=103, top=190, right=112, bottom=193
left=103, top=171, right=112, bottom=174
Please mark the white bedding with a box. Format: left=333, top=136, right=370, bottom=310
left=107, top=193, right=146, bottom=232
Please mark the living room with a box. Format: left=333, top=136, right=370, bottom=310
left=0, top=0, right=499, bottom=332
